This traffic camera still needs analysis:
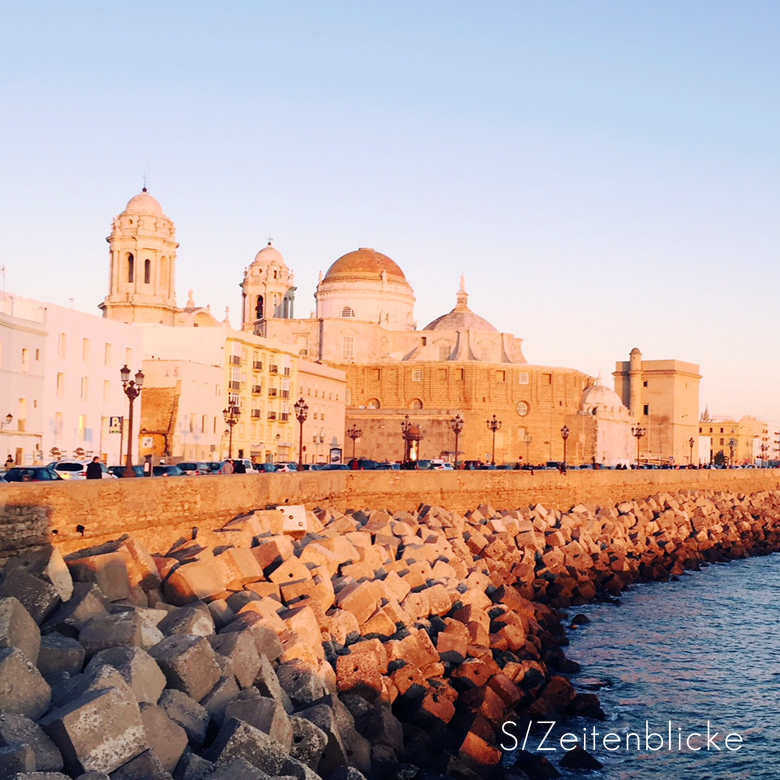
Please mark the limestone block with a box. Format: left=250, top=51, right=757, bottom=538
left=84, top=647, right=166, bottom=705
left=139, top=703, right=188, bottom=774
left=200, top=675, right=239, bottom=726
left=168, top=747, right=213, bottom=779
left=215, top=548, right=264, bottom=585
left=40, top=687, right=147, bottom=775
left=5, top=547, right=73, bottom=602
left=336, top=652, right=382, bottom=703
left=50, top=664, right=133, bottom=710
left=0, top=712, right=64, bottom=772
left=0, top=569, right=61, bottom=625
left=157, top=690, right=209, bottom=748
left=38, top=633, right=86, bottom=677
left=0, top=742, right=36, bottom=775
left=78, top=612, right=163, bottom=657
left=0, top=647, right=51, bottom=718
left=296, top=704, right=348, bottom=776
left=208, top=631, right=260, bottom=689
left=334, top=581, right=380, bottom=626
left=110, top=748, right=172, bottom=779
left=224, top=690, right=293, bottom=751
left=41, top=584, right=110, bottom=639
left=218, top=614, right=282, bottom=661
left=0, top=596, right=41, bottom=664
left=267, top=557, right=312, bottom=586
left=65, top=552, right=131, bottom=602
left=148, top=635, right=221, bottom=703
left=236, top=600, right=287, bottom=634
left=162, top=560, right=227, bottom=606
left=276, top=660, right=333, bottom=708
left=158, top=606, right=215, bottom=638
left=206, top=599, right=235, bottom=631
left=288, top=716, right=327, bottom=769
left=205, top=757, right=270, bottom=779
left=251, top=537, right=294, bottom=571
left=206, top=718, right=288, bottom=775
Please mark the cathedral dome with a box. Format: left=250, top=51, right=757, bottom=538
left=582, top=377, right=623, bottom=410
left=423, top=276, right=497, bottom=332
left=122, top=188, right=164, bottom=216
left=252, top=242, right=286, bottom=267
left=323, top=248, right=406, bottom=282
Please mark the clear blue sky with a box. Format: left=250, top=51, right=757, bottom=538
left=2, top=2, right=778, bottom=421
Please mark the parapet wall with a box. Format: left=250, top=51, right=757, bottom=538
left=2, top=469, right=780, bottom=561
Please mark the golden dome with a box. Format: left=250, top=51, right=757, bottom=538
left=323, top=248, right=406, bottom=282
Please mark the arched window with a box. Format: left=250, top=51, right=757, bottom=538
left=366, top=398, right=381, bottom=409
left=410, top=398, right=423, bottom=409
left=144, top=259, right=151, bottom=284
left=273, top=269, right=278, bottom=279
left=127, top=253, right=134, bottom=283
left=161, top=256, right=168, bottom=290
left=341, top=306, right=355, bottom=318
left=255, top=296, right=264, bottom=319
left=438, top=343, right=450, bottom=361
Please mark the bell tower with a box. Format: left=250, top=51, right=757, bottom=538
left=240, top=241, right=296, bottom=332
left=99, top=189, right=179, bottom=325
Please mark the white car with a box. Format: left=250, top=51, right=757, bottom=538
left=429, top=459, right=454, bottom=471
left=47, top=459, right=117, bottom=480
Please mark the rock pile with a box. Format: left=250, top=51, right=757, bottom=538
left=1, top=489, right=780, bottom=780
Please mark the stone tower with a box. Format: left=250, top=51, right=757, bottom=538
left=240, top=241, right=296, bottom=332
left=100, top=189, right=179, bottom=325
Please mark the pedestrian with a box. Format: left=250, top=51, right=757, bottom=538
left=222, top=459, right=234, bottom=475
left=234, top=459, right=246, bottom=474
left=4, top=455, right=13, bottom=470
left=86, top=456, right=103, bottom=480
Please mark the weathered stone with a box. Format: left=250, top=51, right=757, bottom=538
left=205, top=757, right=270, bottom=779
left=37, top=633, right=86, bottom=678
left=110, top=748, right=172, bottom=779
left=50, top=664, right=133, bottom=709
left=199, top=675, right=239, bottom=726
left=0, top=569, right=61, bottom=625
left=66, top=552, right=132, bottom=602
left=148, top=635, right=221, bottom=702
left=42, top=584, right=109, bottom=639
left=218, top=614, right=283, bottom=661
left=5, top=547, right=73, bottom=602
left=288, top=716, right=327, bottom=770
left=296, top=704, right=348, bottom=776
left=206, top=718, right=288, bottom=774
left=276, top=660, right=332, bottom=708
left=85, top=647, right=166, bottom=705
left=78, top=612, right=163, bottom=657
left=163, top=560, right=227, bottom=606
left=0, top=712, right=64, bottom=772
left=139, top=703, right=188, bottom=775
left=158, top=690, right=210, bottom=748
left=40, top=687, right=147, bottom=776
left=0, top=596, right=41, bottom=664
left=0, top=742, right=36, bottom=775
left=207, top=631, right=260, bottom=689
left=224, top=690, right=293, bottom=751
left=169, top=747, right=212, bottom=779
left=254, top=654, right=293, bottom=712
left=0, top=647, right=51, bottom=718
left=158, top=606, right=214, bottom=638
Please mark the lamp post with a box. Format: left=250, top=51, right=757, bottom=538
left=222, top=405, right=241, bottom=459
left=688, top=437, right=695, bottom=466
left=294, top=398, right=308, bottom=468
left=450, top=414, right=464, bottom=469
left=760, top=442, right=768, bottom=466
left=560, top=425, right=570, bottom=468
left=120, top=365, right=144, bottom=477
left=401, top=414, right=424, bottom=465
left=729, top=438, right=736, bottom=467
left=631, top=425, right=646, bottom=468
left=524, top=433, right=532, bottom=465
left=486, top=415, right=501, bottom=466
left=346, top=425, right=362, bottom=461
left=0, top=413, right=12, bottom=431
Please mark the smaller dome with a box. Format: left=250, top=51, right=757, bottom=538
left=252, top=242, right=286, bottom=267
left=123, top=188, right=164, bottom=216
left=423, top=276, right=497, bottom=332
left=324, top=248, right=406, bottom=282
left=582, top=377, right=623, bottom=409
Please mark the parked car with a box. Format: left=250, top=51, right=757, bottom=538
left=204, top=462, right=224, bottom=474
left=177, top=461, right=211, bottom=476
left=320, top=463, right=349, bottom=470
left=274, top=462, right=299, bottom=472
left=254, top=463, right=277, bottom=473
left=3, top=467, right=63, bottom=482
left=429, top=459, right=454, bottom=471
left=375, top=462, right=400, bottom=470
left=233, top=458, right=258, bottom=474
left=108, top=465, right=145, bottom=478
left=48, top=459, right=117, bottom=480
left=153, top=465, right=184, bottom=477
left=301, top=463, right=323, bottom=470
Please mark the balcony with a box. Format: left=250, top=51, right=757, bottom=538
left=252, top=385, right=263, bottom=394
left=269, top=365, right=279, bottom=374
left=229, top=355, right=242, bottom=366
left=253, top=361, right=263, bottom=370
left=280, top=413, right=290, bottom=422
left=283, top=367, right=291, bottom=376
left=268, top=388, right=278, bottom=397
left=267, top=411, right=277, bottom=420
left=280, top=390, right=290, bottom=399
left=251, top=410, right=262, bottom=419
left=228, top=380, right=241, bottom=391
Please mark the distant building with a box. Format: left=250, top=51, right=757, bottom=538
left=698, top=412, right=769, bottom=465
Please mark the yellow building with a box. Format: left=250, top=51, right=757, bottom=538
left=698, top=413, right=768, bottom=465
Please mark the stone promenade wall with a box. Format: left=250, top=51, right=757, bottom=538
left=1, top=469, right=780, bottom=562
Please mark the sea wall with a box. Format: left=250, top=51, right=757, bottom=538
left=2, top=469, right=780, bottom=561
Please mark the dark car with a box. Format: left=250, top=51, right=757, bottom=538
left=3, top=467, right=63, bottom=482
left=177, top=461, right=210, bottom=476
left=108, top=465, right=146, bottom=478
left=153, top=465, right=184, bottom=477
left=255, top=463, right=277, bottom=473
left=320, top=463, right=350, bottom=470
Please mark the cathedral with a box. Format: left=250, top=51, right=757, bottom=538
left=101, top=188, right=700, bottom=466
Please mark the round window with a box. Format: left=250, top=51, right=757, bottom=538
left=516, top=401, right=529, bottom=417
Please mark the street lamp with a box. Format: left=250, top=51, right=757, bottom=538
left=523, top=433, right=532, bottom=465
left=0, top=413, right=13, bottom=430
left=222, top=405, right=241, bottom=459
left=560, top=425, right=570, bottom=468
left=631, top=425, right=646, bottom=468
left=294, top=398, right=308, bottom=468
left=760, top=441, right=768, bottom=466
left=346, top=425, right=362, bottom=461
left=688, top=437, right=695, bottom=466
left=401, top=414, right=424, bottom=465
left=450, top=414, right=464, bottom=469
left=729, top=438, right=736, bottom=467
left=120, top=365, right=144, bottom=477
left=486, top=415, right=501, bottom=466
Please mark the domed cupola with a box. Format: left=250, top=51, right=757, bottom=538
left=423, top=275, right=498, bottom=333
left=240, top=240, right=296, bottom=330
left=315, top=248, right=416, bottom=329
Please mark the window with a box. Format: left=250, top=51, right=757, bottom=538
left=516, top=401, right=529, bottom=417
left=103, top=380, right=111, bottom=403
left=366, top=398, right=380, bottom=409
left=720, top=438, right=724, bottom=445
left=202, top=415, right=208, bottom=433
left=341, top=306, right=355, bottom=318
left=144, top=259, right=151, bottom=284
left=518, top=372, right=529, bottom=385
left=342, top=336, right=355, bottom=360
left=127, top=254, right=134, bottom=283
left=35, top=349, right=40, bottom=361
left=82, top=339, right=90, bottom=362
left=643, top=380, right=648, bottom=387
left=438, top=344, right=450, bottom=361
left=58, top=334, right=66, bottom=358
left=372, top=369, right=380, bottom=380
left=56, top=373, right=65, bottom=397
left=543, top=373, right=552, bottom=384
left=80, top=377, right=89, bottom=401
left=480, top=345, right=492, bottom=362
left=412, top=369, right=422, bottom=382
left=643, top=404, right=649, bottom=416
left=55, top=412, right=63, bottom=437
left=104, top=343, right=112, bottom=365
left=410, top=398, right=423, bottom=409
left=497, top=370, right=506, bottom=382
left=78, top=415, right=87, bottom=438
left=21, top=349, right=29, bottom=373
